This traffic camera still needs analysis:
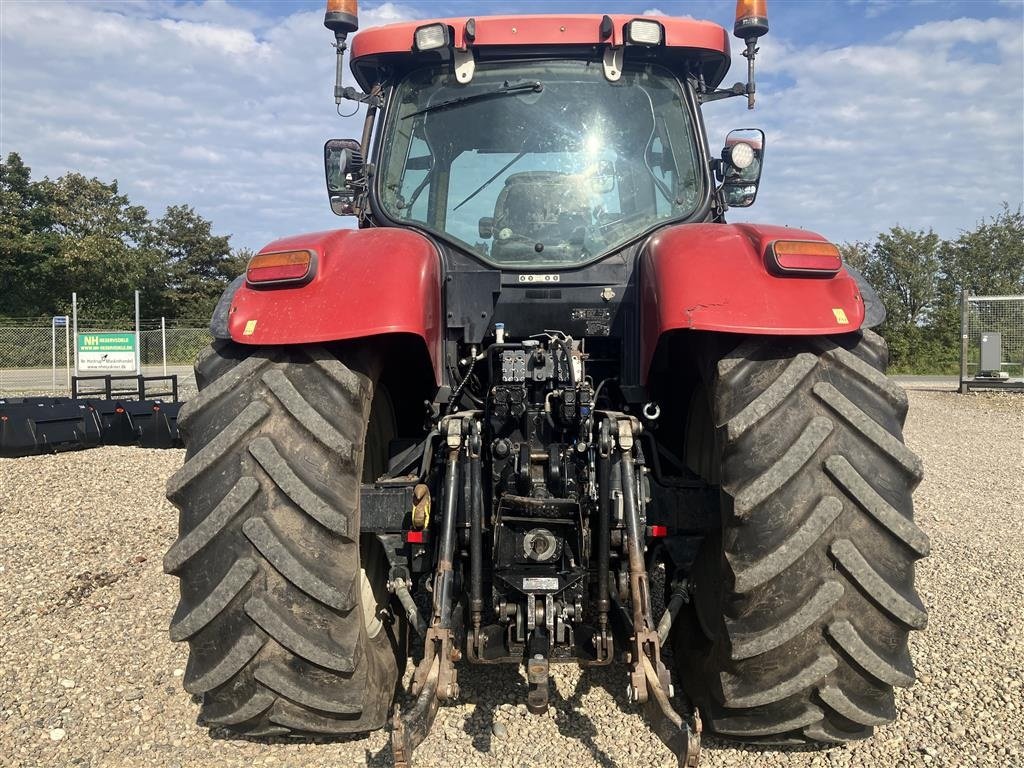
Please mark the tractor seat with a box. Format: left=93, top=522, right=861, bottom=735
left=489, top=171, right=591, bottom=259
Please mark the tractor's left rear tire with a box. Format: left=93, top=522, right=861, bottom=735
left=164, top=341, right=402, bottom=737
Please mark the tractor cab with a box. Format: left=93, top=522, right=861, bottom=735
left=326, top=9, right=768, bottom=266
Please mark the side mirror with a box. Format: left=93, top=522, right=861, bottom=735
left=324, top=138, right=363, bottom=216
left=478, top=217, right=494, bottom=238
left=720, top=128, right=765, bottom=208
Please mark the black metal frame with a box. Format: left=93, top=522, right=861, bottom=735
left=71, top=374, right=179, bottom=402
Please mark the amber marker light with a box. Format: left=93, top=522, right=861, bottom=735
left=767, top=240, right=842, bottom=276
left=246, top=250, right=314, bottom=285
left=324, top=0, right=359, bottom=34
left=734, top=0, right=769, bottom=39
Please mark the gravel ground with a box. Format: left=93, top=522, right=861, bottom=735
left=1, top=390, right=1021, bottom=768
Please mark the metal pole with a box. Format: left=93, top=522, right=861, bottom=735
left=52, top=317, right=57, bottom=390
left=72, top=293, right=78, bottom=378
left=135, top=290, right=141, bottom=376
left=161, top=317, right=167, bottom=377
left=64, top=317, right=71, bottom=394
left=960, top=291, right=969, bottom=394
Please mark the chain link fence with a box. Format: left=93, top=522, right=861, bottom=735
left=0, top=318, right=211, bottom=398
left=960, top=294, right=1024, bottom=392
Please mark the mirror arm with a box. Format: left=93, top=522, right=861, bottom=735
left=329, top=28, right=383, bottom=109
left=342, top=86, right=385, bottom=108
left=359, top=84, right=383, bottom=152
left=711, top=182, right=729, bottom=219
left=710, top=158, right=723, bottom=183
left=697, top=38, right=760, bottom=108
left=698, top=82, right=747, bottom=104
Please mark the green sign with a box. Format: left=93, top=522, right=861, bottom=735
left=78, top=332, right=137, bottom=372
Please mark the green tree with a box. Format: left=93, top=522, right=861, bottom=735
left=849, top=226, right=944, bottom=371
left=843, top=207, right=1023, bottom=374
left=36, top=172, right=161, bottom=320
left=940, top=204, right=1024, bottom=298
left=152, top=204, right=242, bottom=319
left=0, top=152, right=60, bottom=317
left=933, top=204, right=1024, bottom=371
left=866, top=226, right=942, bottom=329
left=1, top=154, right=246, bottom=322
left=838, top=241, right=870, bottom=271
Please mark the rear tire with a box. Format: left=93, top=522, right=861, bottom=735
left=164, top=341, right=402, bottom=737
left=672, top=330, right=928, bottom=744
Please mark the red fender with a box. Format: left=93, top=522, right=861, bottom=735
left=640, top=223, right=865, bottom=383
left=228, top=229, right=443, bottom=384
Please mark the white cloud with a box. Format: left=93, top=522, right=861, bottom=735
left=704, top=14, right=1024, bottom=242
left=157, top=18, right=271, bottom=57
left=0, top=1, right=419, bottom=251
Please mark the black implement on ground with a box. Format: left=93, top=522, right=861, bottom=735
left=0, top=391, right=183, bottom=457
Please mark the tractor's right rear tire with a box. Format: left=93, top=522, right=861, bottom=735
left=164, top=341, right=402, bottom=737
left=672, top=330, right=929, bottom=745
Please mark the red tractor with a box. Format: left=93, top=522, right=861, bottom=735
left=165, top=2, right=928, bottom=765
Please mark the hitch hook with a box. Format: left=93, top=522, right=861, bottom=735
left=640, top=654, right=702, bottom=768
left=391, top=655, right=441, bottom=768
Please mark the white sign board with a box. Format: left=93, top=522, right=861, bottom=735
left=77, top=332, right=137, bottom=372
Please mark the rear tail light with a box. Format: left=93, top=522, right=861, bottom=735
left=246, top=250, right=314, bottom=285
left=767, top=240, right=842, bottom=276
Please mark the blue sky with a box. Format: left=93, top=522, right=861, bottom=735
left=2, top=0, right=1022, bottom=253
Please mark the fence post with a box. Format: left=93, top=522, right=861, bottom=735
left=161, top=317, right=168, bottom=377
left=135, top=290, right=141, bottom=375
left=64, top=317, right=71, bottom=394
left=959, top=291, right=969, bottom=394
left=51, top=317, right=57, bottom=390
left=72, top=293, right=78, bottom=377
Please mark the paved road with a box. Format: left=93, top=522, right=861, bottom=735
left=0, top=366, right=195, bottom=397
left=892, top=375, right=959, bottom=390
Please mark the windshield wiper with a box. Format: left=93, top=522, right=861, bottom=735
left=401, top=80, right=543, bottom=119
left=452, top=150, right=527, bottom=212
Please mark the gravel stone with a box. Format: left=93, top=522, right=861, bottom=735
left=0, top=390, right=1021, bottom=767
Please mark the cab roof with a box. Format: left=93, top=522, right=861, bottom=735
left=349, top=14, right=731, bottom=91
